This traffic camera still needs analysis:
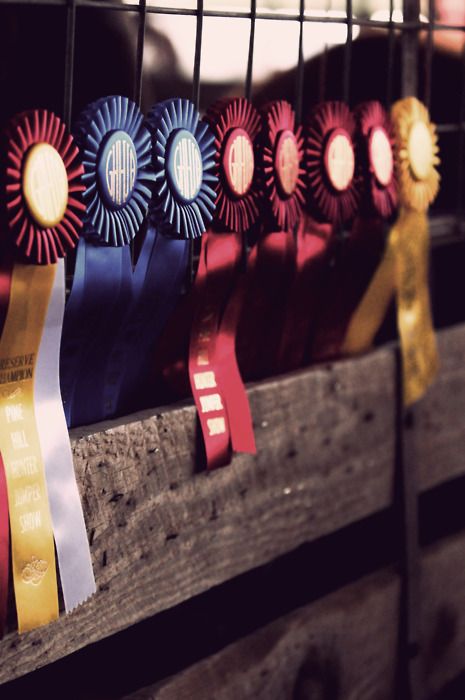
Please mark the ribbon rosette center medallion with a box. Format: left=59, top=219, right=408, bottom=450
left=22, top=143, right=69, bottom=227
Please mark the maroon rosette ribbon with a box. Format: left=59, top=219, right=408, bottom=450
left=186, top=98, right=261, bottom=468
left=306, top=101, right=359, bottom=225
left=4, top=110, right=85, bottom=264
left=308, top=102, right=395, bottom=361
left=234, top=101, right=306, bottom=380
left=206, top=97, right=262, bottom=233
left=355, top=100, right=398, bottom=219
left=259, top=100, right=306, bottom=231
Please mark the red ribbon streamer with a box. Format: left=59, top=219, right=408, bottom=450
left=275, top=215, right=333, bottom=373
left=309, top=217, right=387, bottom=361
left=188, top=230, right=255, bottom=468
left=235, top=231, right=296, bottom=381
left=0, top=249, right=14, bottom=636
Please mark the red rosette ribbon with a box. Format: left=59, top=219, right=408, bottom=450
left=4, top=109, right=85, bottom=264
left=306, top=101, right=359, bottom=225
left=236, top=100, right=306, bottom=380
left=0, top=110, right=86, bottom=633
left=186, top=98, right=261, bottom=468
left=308, top=101, right=398, bottom=361
left=355, top=100, right=397, bottom=220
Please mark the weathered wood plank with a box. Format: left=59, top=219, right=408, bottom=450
left=122, top=531, right=465, bottom=700
left=415, top=323, right=465, bottom=490
left=0, top=324, right=463, bottom=683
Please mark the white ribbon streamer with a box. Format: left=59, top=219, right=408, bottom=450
left=35, top=259, right=96, bottom=611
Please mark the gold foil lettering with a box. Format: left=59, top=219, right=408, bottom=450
left=11, top=429, right=29, bottom=450
left=5, top=403, right=24, bottom=423
left=20, top=510, right=42, bottom=534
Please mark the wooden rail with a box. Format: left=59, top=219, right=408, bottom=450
left=0, top=323, right=464, bottom=684
left=122, top=531, right=465, bottom=700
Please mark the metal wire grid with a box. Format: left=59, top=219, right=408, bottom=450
left=0, top=0, right=460, bottom=235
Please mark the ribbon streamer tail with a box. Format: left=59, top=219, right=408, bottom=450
left=35, top=259, right=96, bottom=611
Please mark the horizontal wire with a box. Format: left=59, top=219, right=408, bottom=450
left=0, top=0, right=464, bottom=31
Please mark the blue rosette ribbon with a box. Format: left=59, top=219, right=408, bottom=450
left=108, top=99, right=218, bottom=417
left=148, top=98, right=217, bottom=239
left=60, top=95, right=155, bottom=427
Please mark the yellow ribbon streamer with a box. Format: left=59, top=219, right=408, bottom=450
left=343, top=98, right=440, bottom=406
left=0, top=263, right=59, bottom=631
left=393, top=208, right=439, bottom=406
left=341, top=230, right=396, bottom=355
left=391, top=97, right=440, bottom=406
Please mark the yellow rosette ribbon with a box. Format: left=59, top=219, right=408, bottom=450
left=390, top=97, right=440, bottom=406
left=1, top=110, right=86, bottom=631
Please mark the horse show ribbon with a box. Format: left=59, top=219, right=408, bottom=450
left=1, top=109, right=95, bottom=630
left=236, top=100, right=306, bottom=381
left=305, top=101, right=361, bottom=361
left=60, top=95, right=155, bottom=427
left=389, top=97, right=440, bottom=406
left=195, top=97, right=261, bottom=462
left=142, top=100, right=224, bottom=468
left=340, top=100, right=399, bottom=355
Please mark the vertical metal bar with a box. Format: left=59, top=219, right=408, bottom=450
left=190, top=0, right=205, bottom=284
left=295, top=0, right=305, bottom=125
left=386, top=0, right=395, bottom=106
left=134, top=0, right=147, bottom=108
left=63, top=0, right=77, bottom=125
left=456, top=46, right=465, bottom=224
left=192, top=0, right=204, bottom=110
left=342, top=0, right=352, bottom=103
left=243, top=0, right=257, bottom=272
left=245, top=0, right=257, bottom=102
left=424, top=0, right=434, bottom=110
left=399, top=3, right=422, bottom=699
left=401, top=0, right=420, bottom=97
left=318, top=0, right=331, bottom=103
left=395, top=353, right=422, bottom=700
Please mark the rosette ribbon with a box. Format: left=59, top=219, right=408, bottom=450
left=236, top=100, right=306, bottom=380
left=0, top=109, right=95, bottom=631
left=60, top=95, right=155, bottom=427
left=110, top=99, right=216, bottom=420
left=304, top=101, right=372, bottom=362
left=340, top=101, right=399, bottom=355
left=184, top=97, right=260, bottom=468
left=388, top=97, right=440, bottom=405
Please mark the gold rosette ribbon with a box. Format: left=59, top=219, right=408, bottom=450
left=390, top=97, right=440, bottom=406
left=0, top=109, right=87, bottom=630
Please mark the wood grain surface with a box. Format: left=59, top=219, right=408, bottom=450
left=0, top=324, right=463, bottom=684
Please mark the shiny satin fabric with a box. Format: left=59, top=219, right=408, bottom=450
left=0, top=262, right=59, bottom=632
left=35, top=258, right=96, bottom=612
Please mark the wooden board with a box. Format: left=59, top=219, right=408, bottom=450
left=0, top=324, right=464, bottom=684
left=122, top=531, right=465, bottom=700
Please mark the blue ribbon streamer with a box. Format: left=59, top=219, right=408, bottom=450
left=101, top=226, right=189, bottom=419
left=60, top=239, right=131, bottom=427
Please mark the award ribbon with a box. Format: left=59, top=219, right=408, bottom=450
left=143, top=99, right=222, bottom=467
left=60, top=95, right=155, bottom=427
left=304, top=101, right=365, bottom=361
left=108, top=100, right=212, bottom=419
left=198, top=97, right=260, bottom=459
left=341, top=101, right=398, bottom=355
left=236, top=100, right=306, bottom=380
left=2, top=109, right=95, bottom=629
left=389, top=97, right=440, bottom=406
